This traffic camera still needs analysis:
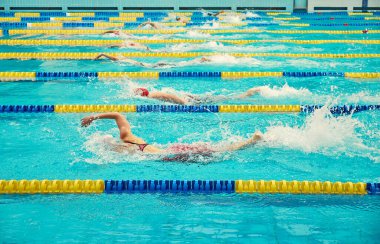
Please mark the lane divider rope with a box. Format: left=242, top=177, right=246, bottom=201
left=1, top=16, right=379, bottom=22
left=2, top=22, right=380, bottom=28
left=0, top=104, right=378, bottom=114
left=1, top=179, right=379, bottom=195
left=4, top=29, right=380, bottom=36
left=0, top=39, right=379, bottom=46
left=0, top=11, right=378, bottom=17
left=0, top=71, right=379, bottom=81
left=0, top=52, right=378, bottom=59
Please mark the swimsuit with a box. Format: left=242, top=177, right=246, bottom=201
left=124, top=141, right=149, bottom=152
left=162, top=144, right=215, bottom=162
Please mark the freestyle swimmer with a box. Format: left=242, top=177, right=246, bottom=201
left=93, top=54, right=211, bottom=67
left=81, top=112, right=263, bottom=160
left=176, top=16, right=189, bottom=23
left=102, top=30, right=134, bottom=38
left=206, top=11, right=225, bottom=17
left=101, top=30, right=151, bottom=50
left=94, top=54, right=177, bottom=67
left=133, top=87, right=262, bottom=105
left=108, top=41, right=151, bottom=51
left=138, top=20, right=161, bottom=29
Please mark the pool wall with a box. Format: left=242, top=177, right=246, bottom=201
left=308, top=0, right=380, bottom=12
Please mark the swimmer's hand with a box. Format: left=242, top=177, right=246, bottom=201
left=251, top=131, right=263, bottom=143
left=81, top=116, right=95, bottom=127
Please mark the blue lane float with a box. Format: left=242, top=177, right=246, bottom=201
left=367, top=183, right=380, bottom=194
left=301, top=105, right=380, bottom=114
left=136, top=105, right=219, bottom=112
left=104, top=180, right=235, bottom=193
left=283, top=71, right=345, bottom=77
left=20, top=17, right=51, bottom=22
left=0, top=105, right=54, bottom=113
left=62, top=22, right=95, bottom=28
left=159, top=71, right=222, bottom=78
left=35, top=71, right=98, bottom=78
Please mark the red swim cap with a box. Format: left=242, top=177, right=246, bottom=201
left=134, top=88, right=149, bottom=97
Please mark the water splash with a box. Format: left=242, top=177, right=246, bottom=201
left=263, top=105, right=380, bottom=162
left=346, top=91, right=380, bottom=104
left=81, top=131, right=160, bottom=164
left=244, top=12, right=260, bottom=18
left=157, top=42, right=323, bottom=54
left=221, top=15, right=245, bottom=24
left=258, top=84, right=312, bottom=98
left=180, top=30, right=212, bottom=38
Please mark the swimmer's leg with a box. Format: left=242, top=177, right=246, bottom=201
left=94, top=53, right=119, bottom=61
left=223, top=131, right=263, bottom=152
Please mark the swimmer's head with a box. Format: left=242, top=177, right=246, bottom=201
left=134, top=88, right=149, bottom=97
left=176, top=17, right=181, bottom=21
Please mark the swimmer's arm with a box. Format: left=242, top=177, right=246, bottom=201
left=137, top=22, right=146, bottom=28
left=223, top=132, right=263, bottom=151
left=94, top=53, right=119, bottom=61
left=102, top=30, right=118, bottom=35
left=236, top=87, right=261, bottom=98
left=81, top=112, right=132, bottom=139
left=148, top=91, right=187, bottom=105
left=152, top=23, right=161, bottom=29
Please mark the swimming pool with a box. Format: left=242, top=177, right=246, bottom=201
left=0, top=11, right=379, bottom=242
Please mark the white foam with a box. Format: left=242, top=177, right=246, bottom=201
left=81, top=131, right=160, bottom=164
left=286, top=59, right=358, bottom=69
left=258, top=84, right=312, bottom=98
left=157, top=41, right=323, bottom=53
left=181, top=30, right=212, bottom=38
left=346, top=91, right=380, bottom=104
left=221, top=15, right=245, bottom=24
left=263, top=105, right=380, bottom=162
left=173, top=54, right=261, bottom=67
left=244, top=11, right=260, bottom=18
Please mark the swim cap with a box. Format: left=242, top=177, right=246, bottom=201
left=134, top=88, right=149, bottom=97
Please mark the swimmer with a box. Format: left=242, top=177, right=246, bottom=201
left=199, top=57, right=212, bottom=63
left=176, top=16, right=189, bottom=23
left=206, top=10, right=225, bottom=17
left=93, top=54, right=210, bottom=68
left=81, top=112, right=263, bottom=159
left=362, top=28, right=369, bottom=34
left=93, top=54, right=176, bottom=68
left=101, top=30, right=134, bottom=38
left=94, top=53, right=147, bottom=65
left=138, top=20, right=161, bottom=29
left=108, top=40, right=151, bottom=51
left=133, top=87, right=262, bottom=105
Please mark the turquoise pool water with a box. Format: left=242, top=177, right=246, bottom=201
left=0, top=12, right=380, bottom=242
